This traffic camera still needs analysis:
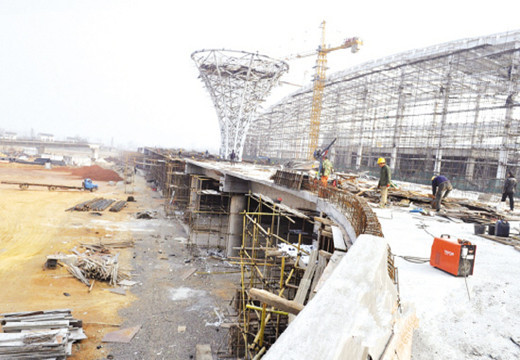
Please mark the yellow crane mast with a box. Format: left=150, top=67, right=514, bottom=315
left=307, top=21, right=362, bottom=159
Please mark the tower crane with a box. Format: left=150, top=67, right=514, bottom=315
left=286, top=21, right=362, bottom=160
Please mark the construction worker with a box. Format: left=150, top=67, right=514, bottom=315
left=230, top=150, right=236, bottom=165
left=501, top=171, right=517, bottom=211
left=377, top=157, right=391, bottom=207
left=321, top=156, right=333, bottom=186
left=431, top=175, right=453, bottom=211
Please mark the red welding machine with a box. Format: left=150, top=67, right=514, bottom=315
left=430, top=235, right=476, bottom=276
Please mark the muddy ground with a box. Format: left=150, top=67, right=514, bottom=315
left=0, top=163, right=239, bottom=359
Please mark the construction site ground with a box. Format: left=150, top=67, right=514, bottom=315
left=0, top=163, right=239, bottom=359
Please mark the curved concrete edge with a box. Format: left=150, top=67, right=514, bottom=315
left=263, top=234, right=417, bottom=360
left=317, top=198, right=357, bottom=246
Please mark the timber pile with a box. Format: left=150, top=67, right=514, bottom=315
left=109, top=200, right=127, bottom=212
left=0, top=309, right=86, bottom=359
left=66, top=198, right=116, bottom=212
left=80, top=240, right=134, bottom=251
left=50, top=248, right=131, bottom=287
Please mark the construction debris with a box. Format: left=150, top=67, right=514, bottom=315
left=49, top=247, right=131, bottom=287
left=0, top=309, right=86, bottom=359
left=102, top=325, right=141, bottom=343
left=195, top=344, right=213, bottom=360
left=136, top=210, right=155, bottom=219
left=331, top=175, right=513, bottom=224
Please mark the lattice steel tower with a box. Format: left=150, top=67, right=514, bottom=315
left=191, top=49, right=288, bottom=160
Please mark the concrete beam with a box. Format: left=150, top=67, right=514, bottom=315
left=185, top=162, right=223, bottom=181
left=220, top=174, right=249, bottom=193
left=227, top=194, right=246, bottom=257
left=250, top=182, right=317, bottom=212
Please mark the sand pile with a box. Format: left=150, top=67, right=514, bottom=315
left=56, top=165, right=123, bottom=182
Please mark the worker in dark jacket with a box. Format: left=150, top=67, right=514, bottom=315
left=230, top=150, right=236, bottom=165
left=432, top=175, right=453, bottom=211
left=377, top=157, right=391, bottom=207
left=501, top=171, right=517, bottom=211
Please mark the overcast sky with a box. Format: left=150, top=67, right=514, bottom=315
left=1, top=0, right=519, bottom=151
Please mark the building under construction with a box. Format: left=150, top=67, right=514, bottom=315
left=244, top=30, right=520, bottom=193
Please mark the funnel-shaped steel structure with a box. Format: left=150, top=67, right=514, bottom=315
left=192, top=49, right=288, bottom=160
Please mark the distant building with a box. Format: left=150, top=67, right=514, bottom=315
left=66, top=136, right=87, bottom=143
left=38, top=133, right=54, bottom=142
left=2, top=132, right=17, bottom=140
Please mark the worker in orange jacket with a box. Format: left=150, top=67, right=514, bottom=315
left=320, top=156, right=333, bottom=186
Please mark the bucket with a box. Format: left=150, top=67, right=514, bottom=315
left=495, top=220, right=510, bottom=237
left=474, top=224, right=485, bottom=235
left=488, top=224, right=495, bottom=235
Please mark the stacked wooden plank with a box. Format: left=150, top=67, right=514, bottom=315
left=66, top=198, right=116, bottom=212
left=478, top=233, right=520, bottom=249
left=0, top=309, right=86, bottom=359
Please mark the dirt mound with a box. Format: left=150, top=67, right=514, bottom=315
left=60, top=165, right=123, bottom=182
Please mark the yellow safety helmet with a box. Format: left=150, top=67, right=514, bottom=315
left=377, top=157, right=386, bottom=164
left=431, top=176, right=436, bottom=181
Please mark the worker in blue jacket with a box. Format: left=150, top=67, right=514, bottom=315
left=501, top=171, right=517, bottom=211
left=432, top=175, right=453, bottom=211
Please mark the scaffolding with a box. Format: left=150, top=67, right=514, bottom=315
left=187, top=175, right=231, bottom=249
left=143, top=149, right=189, bottom=213
left=230, top=193, right=316, bottom=358
left=244, top=30, right=520, bottom=193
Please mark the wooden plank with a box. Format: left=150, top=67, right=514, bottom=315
left=318, top=249, right=333, bottom=260
left=332, top=226, right=347, bottom=251
left=356, top=185, right=376, bottom=196
left=1, top=313, right=72, bottom=324
left=0, top=329, right=67, bottom=347
left=321, top=229, right=333, bottom=238
left=309, top=253, right=328, bottom=300
left=2, top=320, right=70, bottom=332
left=293, top=250, right=319, bottom=304
left=314, top=216, right=335, bottom=226
left=102, top=325, right=141, bottom=343
left=478, top=233, right=520, bottom=246
left=249, top=288, right=304, bottom=315
left=182, top=267, right=198, bottom=281
left=289, top=250, right=319, bottom=322
left=196, top=344, right=213, bottom=360
left=0, top=309, right=71, bottom=319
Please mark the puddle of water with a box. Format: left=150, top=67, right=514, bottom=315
left=169, top=287, right=205, bottom=301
